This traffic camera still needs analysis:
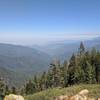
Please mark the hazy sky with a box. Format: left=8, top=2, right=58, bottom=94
left=0, top=0, right=100, bottom=45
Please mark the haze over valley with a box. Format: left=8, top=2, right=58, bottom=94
left=0, top=0, right=100, bottom=100
left=0, top=36, right=99, bottom=86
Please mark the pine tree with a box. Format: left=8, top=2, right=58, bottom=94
left=78, top=42, right=85, bottom=55
left=0, top=78, right=6, bottom=99
left=11, top=86, right=17, bottom=94
left=39, top=72, right=47, bottom=90
left=0, top=78, right=11, bottom=99
left=50, top=63, right=60, bottom=87
left=95, top=52, right=100, bottom=83
left=33, top=75, right=39, bottom=91
left=61, top=60, right=69, bottom=87
left=91, top=48, right=97, bottom=65
left=74, top=65, right=85, bottom=84
left=5, top=85, right=10, bottom=95
left=46, top=70, right=53, bottom=88
left=68, top=53, right=77, bottom=85
left=25, top=80, right=36, bottom=94
left=85, top=61, right=96, bottom=84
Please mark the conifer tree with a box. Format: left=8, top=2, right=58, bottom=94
left=11, top=86, right=17, bottom=94
left=5, top=85, right=10, bottom=95
left=46, top=69, right=53, bottom=88
left=25, top=80, right=36, bottom=94
left=78, top=42, right=85, bottom=55
left=0, top=78, right=6, bottom=98
left=95, top=52, right=100, bottom=83
left=85, top=61, right=96, bottom=84
left=61, top=60, right=69, bottom=87
left=50, top=63, right=60, bottom=87
left=74, top=65, right=85, bottom=84
left=39, top=71, right=47, bottom=90
left=68, top=53, right=77, bottom=85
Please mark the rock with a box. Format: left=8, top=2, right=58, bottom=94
left=4, top=94, right=24, bottom=100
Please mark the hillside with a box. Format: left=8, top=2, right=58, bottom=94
left=0, top=67, right=28, bottom=87
left=0, top=43, right=51, bottom=86
left=25, top=84, right=100, bottom=100
left=0, top=37, right=100, bottom=86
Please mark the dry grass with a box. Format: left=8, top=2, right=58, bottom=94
left=25, top=84, right=100, bottom=100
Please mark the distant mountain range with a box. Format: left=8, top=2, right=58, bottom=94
left=33, top=37, right=100, bottom=60
left=0, top=37, right=100, bottom=87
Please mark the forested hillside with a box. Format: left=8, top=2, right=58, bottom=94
left=0, top=43, right=51, bottom=86
left=23, top=42, right=100, bottom=95
left=0, top=37, right=100, bottom=86
left=0, top=42, right=100, bottom=100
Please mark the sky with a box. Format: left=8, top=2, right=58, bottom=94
left=0, top=0, right=100, bottom=45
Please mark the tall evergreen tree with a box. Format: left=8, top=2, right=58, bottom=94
left=78, top=42, right=85, bottom=55
left=61, top=60, right=69, bottom=87
left=68, top=53, right=77, bottom=85
left=0, top=78, right=6, bottom=98
left=85, top=61, right=96, bottom=84
left=11, top=86, right=17, bottom=94
left=25, top=80, right=36, bottom=94
left=74, top=65, right=85, bottom=84
left=91, top=48, right=97, bottom=65
left=95, top=52, right=100, bottom=83
left=50, top=63, right=60, bottom=87
left=39, top=71, right=47, bottom=90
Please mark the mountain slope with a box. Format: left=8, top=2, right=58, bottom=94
left=0, top=67, right=27, bottom=87
left=0, top=43, right=51, bottom=86
left=0, top=37, right=100, bottom=86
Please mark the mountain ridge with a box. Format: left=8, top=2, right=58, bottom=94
left=0, top=37, right=100, bottom=86
left=0, top=43, right=51, bottom=86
